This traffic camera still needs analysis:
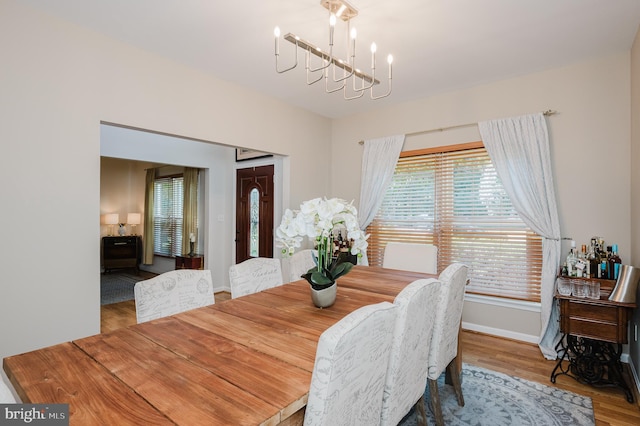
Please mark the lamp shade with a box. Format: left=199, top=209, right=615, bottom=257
left=105, top=213, right=119, bottom=225
left=127, top=213, right=141, bottom=225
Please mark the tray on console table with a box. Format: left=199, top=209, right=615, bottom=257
left=551, top=276, right=636, bottom=402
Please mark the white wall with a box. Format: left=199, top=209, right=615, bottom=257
left=629, top=26, right=640, bottom=384
left=331, top=52, right=632, bottom=342
left=0, top=1, right=330, bottom=362
left=100, top=157, right=152, bottom=238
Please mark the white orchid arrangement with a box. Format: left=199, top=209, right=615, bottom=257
left=276, top=197, right=369, bottom=289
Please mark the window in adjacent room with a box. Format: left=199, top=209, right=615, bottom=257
left=367, top=141, right=543, bottom=302
left=153, top=175, right=184, bottom=257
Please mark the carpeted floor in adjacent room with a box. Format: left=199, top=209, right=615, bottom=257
left=101, top=270, right=157, bottom=305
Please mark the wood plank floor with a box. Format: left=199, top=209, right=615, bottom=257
left=101, top=294, right=640, bottom=425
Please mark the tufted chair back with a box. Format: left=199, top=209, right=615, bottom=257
left=229, top=257, right=283, bottom=299
left=383, top=242, right=438, bottom=274
left=303, top=302, right=398, bottom=426
left=380, top=278, right=442, bottom=426
left=427, top=262, right=468, bottom=426
left=281, top=249, right=317, bottom=283
left=134, top=269, right=214, bottom=323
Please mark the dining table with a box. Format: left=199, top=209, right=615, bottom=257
left=3, top=265, right=438, bottom=425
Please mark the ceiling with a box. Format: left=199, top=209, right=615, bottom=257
left=21, top=0, right=640, bottom=119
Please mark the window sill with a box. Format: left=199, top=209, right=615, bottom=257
left=464, top=293, right=541, bottom=313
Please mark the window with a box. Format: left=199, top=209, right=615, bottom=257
left=153, top=175, right=184, bottom=257
left=367, top=142, right=542, bottom=302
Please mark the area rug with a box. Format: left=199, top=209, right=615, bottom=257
left=399, top=364, right=594, bottom=426
left=101, top=272, right=149, bottom=305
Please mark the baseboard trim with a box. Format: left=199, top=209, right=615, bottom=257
left=462, top=321, right=539, bottom=344
left=462, top=321, right=538, bottom=344
left=628, top=357, right=640, bottom=403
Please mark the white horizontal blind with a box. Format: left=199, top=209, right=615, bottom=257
left=367, top=143, right=542, bottom=302
left=153, top=176, right=184, bottom=257
left=367, top=155, right=436, bottom=265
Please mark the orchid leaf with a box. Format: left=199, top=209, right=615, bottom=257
left=331, top=261, right=353, bottom=280
left=309, top=271, right=334, bottom=286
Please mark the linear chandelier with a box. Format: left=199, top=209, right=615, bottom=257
left=274, top=0, right=393, bottom=100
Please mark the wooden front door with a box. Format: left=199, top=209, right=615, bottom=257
left=235, top=165, right=274, bottom=263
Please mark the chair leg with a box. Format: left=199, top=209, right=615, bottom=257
left=414, top=394, right=428, bottom=426
left=446, top=357, right=465, bottom=407
left=428, top=378, right=444, bottom=426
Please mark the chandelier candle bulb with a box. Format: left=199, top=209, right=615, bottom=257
left=350, top=28, right=356, bottom=57
left=329, top=14, right=336, bottom=46
left=370, top=42, right=376, bottom=68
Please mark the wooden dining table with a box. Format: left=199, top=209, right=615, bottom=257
left=3, top=265, right=437, bottom=425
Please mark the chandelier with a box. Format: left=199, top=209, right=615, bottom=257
left=274, top=0, right=393, bottom=100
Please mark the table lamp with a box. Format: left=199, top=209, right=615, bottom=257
left=127, top=213, right=141, bottom=235
left=105, top=213, right=119, bottom=236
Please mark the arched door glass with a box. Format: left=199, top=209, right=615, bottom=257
left=249, top=188, right=259, bottom=257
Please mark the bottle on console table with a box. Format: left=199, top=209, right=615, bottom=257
left=566, top=240, right=578, bottom=277
left=587, top=240, right=599, bottom=279
left=608, top=244, right=622, bottom=280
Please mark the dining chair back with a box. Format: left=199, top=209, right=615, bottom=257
left=427, top=262, right=468, bottom=426
left=281, top=249, right=317, bottom=283
left=0, top=379, right=16, bottom=403
left=303, top=301, right=398, bottom=426
left=229, top=257, right=283, bottom=298
left=380, top=278, right=442, bottom=426
left=134, top=269, right=215, bottom=324
left=382, top=242, right=438, bottom=274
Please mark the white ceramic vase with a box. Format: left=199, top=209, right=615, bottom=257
left=310, top=282, right=337, bottom=308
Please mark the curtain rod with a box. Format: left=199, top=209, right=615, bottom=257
left=357, top=109, right=557, bottom=145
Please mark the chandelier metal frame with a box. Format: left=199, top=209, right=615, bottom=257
left=274, top=0, right=393, bottom=100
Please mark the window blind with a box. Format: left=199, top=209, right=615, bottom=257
left=153, top=176, right=184, bottom=257
left=367, top=143, right=542, bottom=302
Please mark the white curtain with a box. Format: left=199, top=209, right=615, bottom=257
left=358, top=134, right=405, bottom=265
left=478, top=113, right=561, bottom=360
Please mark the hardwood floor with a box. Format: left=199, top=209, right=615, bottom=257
left=101, top=296, right=640, bottom=425
left=462, top=331, right=640, bottom=425
left=100, top=291, right=232, bottom=333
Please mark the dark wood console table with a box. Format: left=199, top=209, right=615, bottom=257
left=102, top=236, right=142, bottom=273
left=175, top=254, right=204, bottom=270
left=550, top=276, right=636, bottom=403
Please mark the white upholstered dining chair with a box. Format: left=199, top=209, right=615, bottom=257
left=0, top=379, right=16, bottom=403
left=134, top=269, right=215, bottom=323
left=380, top=278, right=442, bottom=426
left=303, top=301, right=398, bottom=426
left=427, top=262, right=468, bottom=426
left=281, top=249, right=317, bottom=283
left=229, top=257, right=283, bottom=299
left=382, top=242, right=438, bottom=274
